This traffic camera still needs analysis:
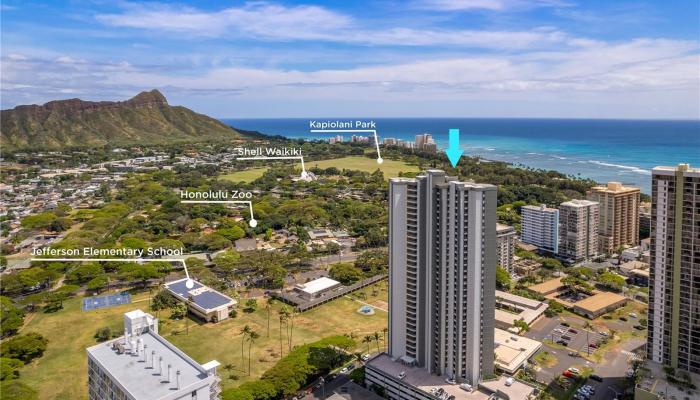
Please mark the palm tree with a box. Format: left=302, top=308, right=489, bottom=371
left=373, top=331, right=381, bottom=353
left=266, top=299, right=275, bottom=338
left=278, top=307, right=290, bottom=357
left=382, top=328, right=388, bottom=351
left=240, top=325, right=251, bottom=369
left=354, top=352, right=364, bottom=365
left=363, top=335, right=372, bottom=354
left=288, top=310, right=295, bottom=351
left=247, top=330, right=260, bottom=375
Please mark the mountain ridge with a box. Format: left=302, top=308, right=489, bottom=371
left=1, top=90, right=245, bottom=150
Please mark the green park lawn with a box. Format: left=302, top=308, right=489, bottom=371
left=308, top=156, right=419, bottom=180
left=219, top=167, right=270, bottom=183
left=219, top=156, right=418, bottom=183
left=14, top=283, right=389, bottom=399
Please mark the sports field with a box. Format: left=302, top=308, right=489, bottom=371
left=14, top=283, right=389, bottom=399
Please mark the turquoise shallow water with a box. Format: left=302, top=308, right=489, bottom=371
left=223, top=118, right=700, bottom=194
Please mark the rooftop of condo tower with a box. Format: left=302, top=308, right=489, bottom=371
left=653, top=163, right=700, bottom=176
left=366, top=353, right=536, bottom=400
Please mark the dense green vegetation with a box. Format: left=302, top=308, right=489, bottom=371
left=221, top=335, right=354, bottom=400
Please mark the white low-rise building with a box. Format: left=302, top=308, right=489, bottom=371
left=164, top=278, right=237, bottom=323
left=294, top=277, right=341, bottom=300
left=87, top=310, right=221, bottom=400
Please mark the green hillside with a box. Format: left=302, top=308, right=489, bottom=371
left=1, top=89, right=243, bottom=150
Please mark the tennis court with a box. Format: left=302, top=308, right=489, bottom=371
left=82, top=293, right=132, bottom=311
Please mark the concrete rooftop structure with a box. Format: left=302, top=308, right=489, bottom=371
left=366, top=353, right=536, bottom=400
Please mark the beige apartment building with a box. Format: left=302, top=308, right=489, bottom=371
left=587, top=181, right=640, bottom=254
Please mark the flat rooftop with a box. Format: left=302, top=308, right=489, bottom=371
left=496, top=290, right=543, bottom=310
left=367, top=353, right=536, bottom=400
left=574, top=291, right=626, bottom=313
left=496, top=223, right=516, bottom=233
left=522, top=204, right=558, bottom=213
left=87, top=331, right=208, bottom=400
left=590, top=182, right=640, bottom=194
left=560, top=199, right=598, bottom=208
left=653, top=164, right=700, bottom=177
left=495, top=291, right=549, bottom=328
left=528, top=277, right=565, bottom=294
left=296, top=277, right=341, bottom=295
left=165, top=278, right=236, bottom=312
left=494, top=328, right=542, bottom=374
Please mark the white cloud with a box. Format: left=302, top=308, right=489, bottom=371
left=414, top=0, right=571, bottom=11
left=3, top=2, right=698, bottom=118
left=96, top=2, right=354, bottom=40
left=94, top=2, right=568, bottom=49
left=3, top=36, right=696, bottom=115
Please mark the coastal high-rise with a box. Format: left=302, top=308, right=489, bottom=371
left=385, top=169, right=496, bottom=385
left=496, top=223, right=517, bottom=273
left=415, top=133, right=437, bottom=153
left=647, top=164, right=700, bottom=373
left=87, top=310, right=221, bottom=400
left=521, top=204, right=559, bottom=254
left=558, top=199, right=599, bottom=261
left=587, top=181, right=640, bottom=254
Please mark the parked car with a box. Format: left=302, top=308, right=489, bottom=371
left=398, top=371, right=406, bottom=379
left=561, top=322, right=570, bottom=327
left=459, top=383, right=473, bottom=392
left=347, top=364, right=355, bottom=371
left=340, top=367, right=348, bottom=373
left=629, top=313, right=638, bottom=318
left=589, top=343, right=599, bottom=349
left=634, top=325, right=645, bottom=330
left=569, top=351, right=580, bottom=357
left=568, top=367, right=580, bottom=374
left=563, top=370, right=574, bottom=378
left=562, top=335, right=572, bottom=341
left=557, top=339, right=568, bottom=346
left=590, top=374, right=603, bottom=382
left=619, top=316, right=628, bottom=321
left=599, top=331, right=608, bottom=336
left=568, top=328, right=578, bottom=334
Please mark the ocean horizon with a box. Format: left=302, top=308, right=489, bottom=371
left=223, top=118, right=700, bottom=194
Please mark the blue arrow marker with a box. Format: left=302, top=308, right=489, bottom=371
left=445, top=128, right=463, bottom=168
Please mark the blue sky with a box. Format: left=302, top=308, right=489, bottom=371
left=1, top=0, right=698, bottom=118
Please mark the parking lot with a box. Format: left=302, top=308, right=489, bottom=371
left=526, top=314, right=644, bottom=400
left=546, top=322, right=608, bottom=356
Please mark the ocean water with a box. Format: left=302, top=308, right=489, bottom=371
left=223, top=118, right=700, bottom=194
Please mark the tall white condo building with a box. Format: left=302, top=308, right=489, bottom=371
left=387, top=169, right=496, bottom=385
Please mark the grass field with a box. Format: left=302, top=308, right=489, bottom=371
left=219, top=167, right=270, bottom=183
left=308, top=156, right=419, bottom=179
left=14, top=292, right=152, bottom=400
left=219, top=156, right=418, bottom=183
left=15, top=283, right=389, bottom=399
